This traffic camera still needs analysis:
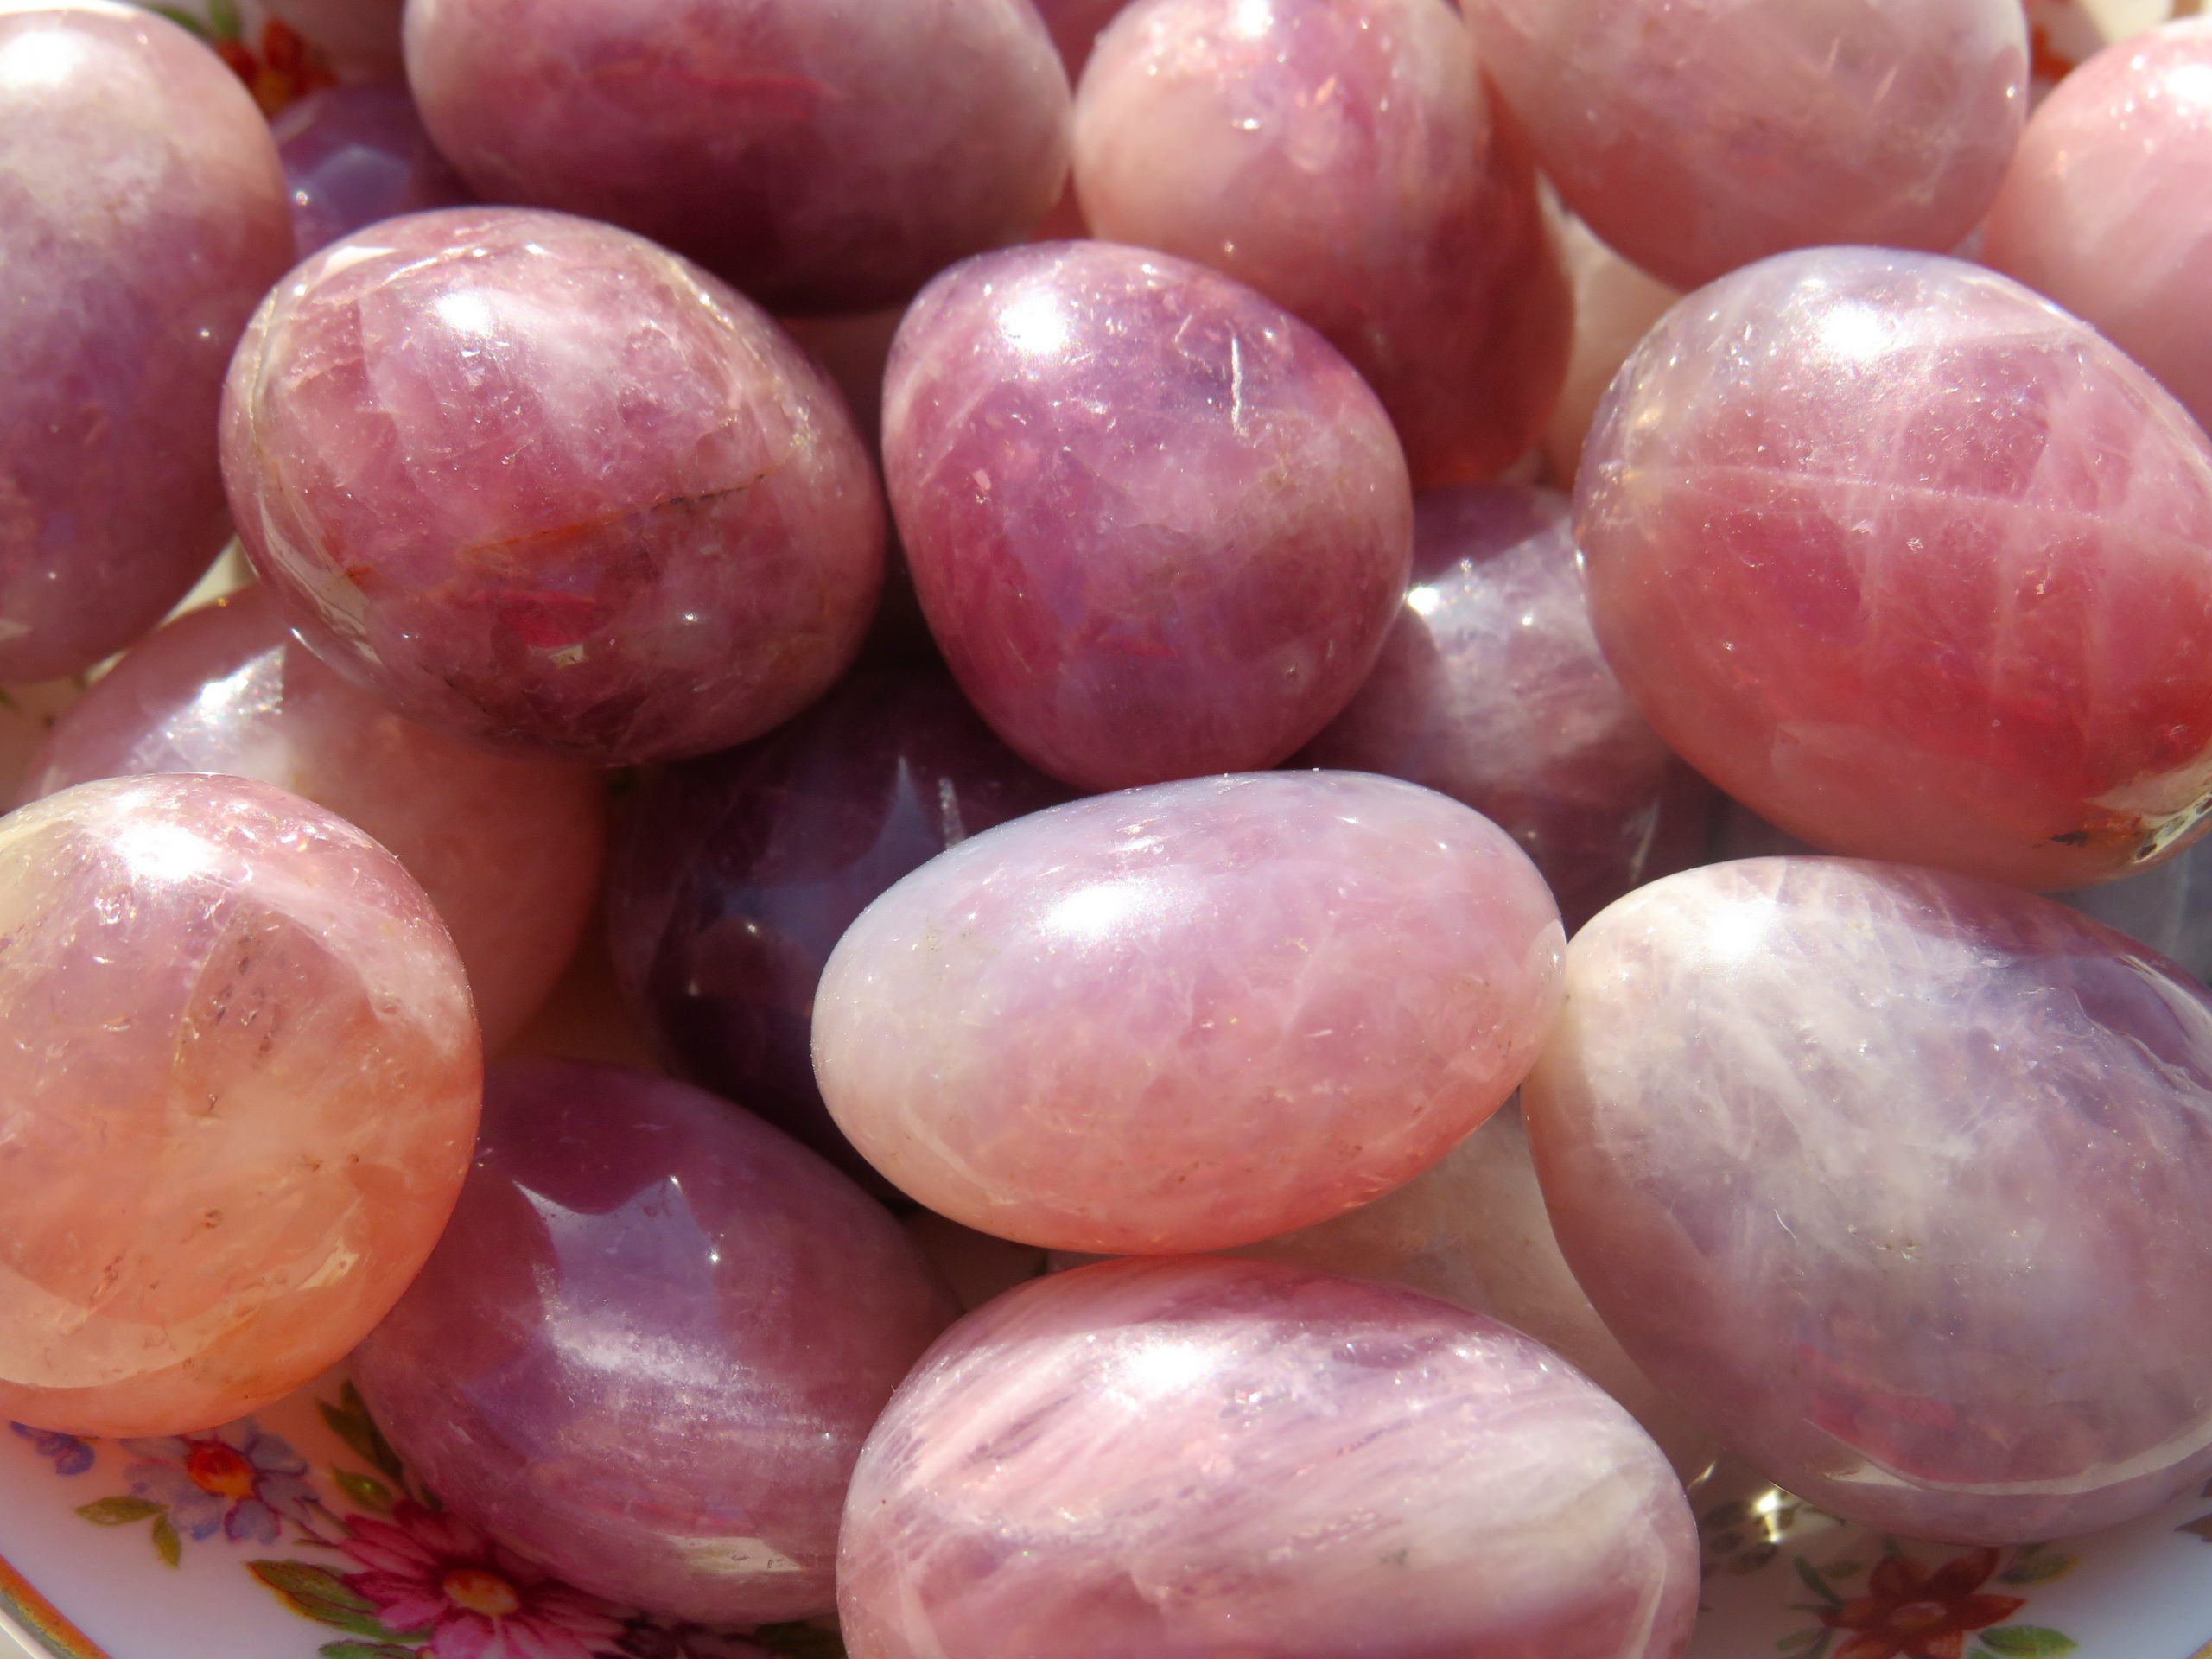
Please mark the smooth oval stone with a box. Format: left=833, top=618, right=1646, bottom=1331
left=353, top=1059, right=957, bottom=1624
left=884, top=242, right=1413, bottom=790
left=838, top=1256, right=1700, bottom=1659
left=1524, top=857, right=2212, bottom=1541
left=1296, top=485, right=1712, bottom=931
left=0, top=774, right=481, bottom=1437
left=221, top=207, right=884, bottom=765
left=1542, top=213, right=1679, bottom=484
left=1984, top=21, right=2212, bottom=436
left=1459, top=0, right=2026, bottom=290
left=272, top=79, right=473, bottom=257
left=1580, top=247, right=2212, bottom=890
left=815, top=771, right=1564, bottom=1252
left=606, top=665, right=1070, bottom=1184
left=0, top=5, right=294, bottom=681
left=1074, top=0, right=1570, bottom=487
left=26, top=588, right=605, bottom=1047
left=404, top=0, right=1071, bottom=313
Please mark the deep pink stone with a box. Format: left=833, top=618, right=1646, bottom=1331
left=883, top=241, right=1414, bottom=790
left=353, top=1059, right=958, bottom=1625
left=838, top=1256, right=1700, bottom=1659
left=272, top=80, right=473, bottom=257
left=220, top=207, right=885, bottom=765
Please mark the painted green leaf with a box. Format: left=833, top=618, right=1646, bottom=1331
left=206, top=0, right=243, bottom=41
left=2179, top=1513, right=2212, bottom=1544
left=249, top=1560, right=395, bottom=1640
left=75, top=1497, right=163, bottom=1526
left=1999, top=1548, right=2076, bottom=1585
left=1792, top=1555, right=1844, bottom=1607
left=321, top=1391, right=407, bottom=1485
left=333, top=1468, right=395, bottom=1515
left=150, top=1514, right=181, bottom=1568
left=1978, top=1628, right=2079, bottom=1656
left=144, top=5, right=212, bottom=37
left=1777, top=1630, right=1825, bottom=1652
left=1824, top=1560, right=1863, bottom=1578
left=318, top=1643, right=420, bottom=1659
left=756, top=1623, right=849, bottom=1658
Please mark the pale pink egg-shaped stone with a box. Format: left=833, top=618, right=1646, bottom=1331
left=1524, top=857, right=2212, bottom=1541
left=838, top=1256, right=1700, bottom=1659
left=1542, top=213, right=1680, bottom=484
left=1073, top=0, right=1570, bottom=487
left=273, top=80, right=473, bottom=257
left=0, top=5, right=294, bottom=682
left=1984, top=21, right=2212, bottom=436
left=404, top=0, right=1072, bottom=313
left=883, top=242, right=1414, bottom=791
left=0, top=774, right=481, bottom=1437
left=1580, top=247, right=2212, bottom=890
left=24, top=588, right=604, bottom=1046
left=814, top=772, right=1564, bottom=1252
left=220, top=207, right=885, bottom=765
left=1459, top=0, right=2027, bottom=290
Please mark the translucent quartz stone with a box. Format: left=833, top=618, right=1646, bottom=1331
left=1542, top=213, right=1680, bottom=483
left=221, top=207, right=885, bottom=765
left=1459, top=0, right=2027, bottom=290
left=0, top=5, right=293, bottom=681
left=1523, top=858, right=2212, bottom=1541
left=606, top=665, right=1069, bottom=1184
left=25, top=588, right=605, bottom=1047
left=837, top=1256, right=1700, bottom=1659
left=403, top=0, right=1072, bottom=313
left=353, top=1060, right=957, bottom=1624
left=883, top=242, right=1414, bottom=790
left=1295, top=485, right=1712, bottom=931
left=272, top=80, right=473, bottom=257
left=1579, top=247, right=2212, bottom=890
left=1983, top=22, right=2212, bottom=435
left=0, top=774, right=480, bottom=1438
left=814, top=772, right=1564, bottom=1251
left=1073, top=0, right=1570, bottom=487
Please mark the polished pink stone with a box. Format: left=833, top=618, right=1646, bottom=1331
left=0, top=5, right=293, bottom=681
left=404, top=0, right=1072, bottom=313
left=272, top=80, right=473, bottom=257
left=1984, top=21, right=2212, bottom=436
left=1543, top=213, right=1680, bottom=483
left=1579, top=247, right=2212, bottom=890
left=26, top=588, right=605, bottom=1047
left=1073, top=0, right=1570, bottom=486
left=838, top=1256, right=1700, bottom=1659
left=0, top=774, right=481, bottom=1438
left=1459, top=0, right=2027, bottom=290
left=1296, top=485, right=1712, bottom=931
left=1524, top=857, right=2212, bottom=1541
left=220, top=207, right=885, bottom=764
left=883, top=242, right=1414, bottom=790
left=814, top=772, right=1564, bottom=1252
left=353, top=1059, right=957, bottom=1624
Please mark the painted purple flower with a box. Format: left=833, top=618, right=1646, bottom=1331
left=10, top=1423, right=94, bottom=1477
left=119, top=1418, right=316, bottom=1543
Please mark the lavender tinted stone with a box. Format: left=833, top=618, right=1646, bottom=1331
left=884, top=242, right=1414, bottom=790
left=838, top=1256, right=1700, bottom=1659
left=1523, top=858, right=2212, bottom=1541
left=272, top=80, right=472, bottom=257
left=353, top=1060, right=958, bottom=1624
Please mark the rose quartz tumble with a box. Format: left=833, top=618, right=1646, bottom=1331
left=353, top=1060, right=957, bottom=1624
left=273, top=81, right=473, bottom=257
left=1580, top=248, right=2212, bottom=889
left=1525, top=858, right=2212, bottom=1541
left=884, top=242, right=1413, bottom=790
left=838, top=1256, right=1700, bottom=1659
left=1074, top=0, right=1569, bottom=487
left=1984, top=22, right=2212, bottom=436
left=814, top=772, right=1564, bottom=1252
left=221, top=207, right=884, bottom=764
left=1296, top=486, right=1712, bottom=930
left=0, top=5, right=292, bottom=682
left=404, top=0, right=1071, bottom=313
left=1459, top=0, right=2027, bottom=290
left=24, top=588, right=604, bottom=1047
left=0, top=774, right=480, bottom=1438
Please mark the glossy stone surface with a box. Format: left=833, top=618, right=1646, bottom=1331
left=1296, top=486, right=1712, bottom=931
left=1459, top=0, right=2027, bottom=290
left=1074, top=0, right=1570, bottom=486
left=0, top=5, right=294, bottom=682
left=404, top=0, right=1072, bottom=313
left=221, top=207, right=885, bottom=764
left=1984, top=21, right=2212, bottom=436
left=0, top=774, right=480, bottom=1438
left=838, top=1256, right=1700, bottom=1659
left=1524, top=858, right=2212, bottom=1541
left=815, top=772, right=1564, bottom=1252
left=272, top=80, right=472, bottom=257
left=27, top=588, right=605, bottom=1047
left=884, top=242, right=1413, bottom=790
left=353, top=1060, right=957, bottom=1624
left=606, top=665, right=1069, bottom=1182
left=1579, top=248, right=2212, bottom=890
left=1543, top=213, right=1680, bottom=483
